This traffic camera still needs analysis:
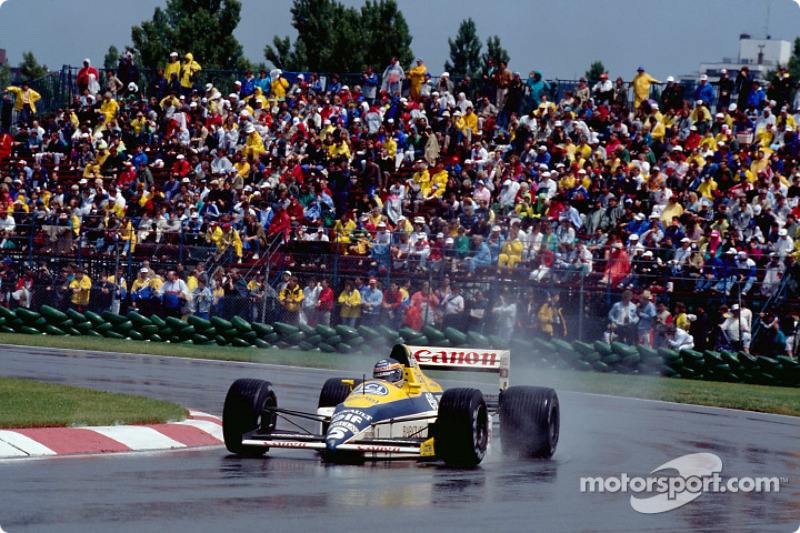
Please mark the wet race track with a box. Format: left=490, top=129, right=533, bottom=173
left=0, top=345, right=798, bottom=532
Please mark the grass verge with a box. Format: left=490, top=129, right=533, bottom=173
left=0, top=376, right=188, bottom=428
left=1, top=333, right=798, bottom=418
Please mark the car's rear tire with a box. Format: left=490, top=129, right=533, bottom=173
left=435, top=388, right=489, bottom=467
left=499, top=386, right=559, bottom=459
left=223, top=378, right=277, bottom=456
left=318, top=378, right=363, bottom=408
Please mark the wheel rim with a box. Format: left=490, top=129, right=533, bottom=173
left=472, top=402, right=488, bottom=458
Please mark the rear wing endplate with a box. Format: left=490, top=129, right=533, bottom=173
left=404, top=344, right=510, bottom=394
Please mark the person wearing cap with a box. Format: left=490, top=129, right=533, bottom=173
left=693, top=74, right=714, bottom=108
left=664, top=321, right=695, bottom=351
left=277, top=275, right=304, bottom=325
left=591, top=72, right=614, bottom=106
left=66, top=265, right=92, bottom=312
left=771, top=65, right=795, bottom=109
left=635, top=290, right=656, bottom=346
left=381, top=56, right=406, bottom=96
left=774, top=227, right=794, bottom=259
left=630, top=66, right=661, bottom=109
left=360, top=277, right=383, bottom=327
left=720, top=303, right=752, bottom=353
left=406, top=58, right=427, bottom=102
left=607, top=290, right=638, bottom=344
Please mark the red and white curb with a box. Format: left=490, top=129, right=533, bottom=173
left=0, top=410, right=223, bottom=458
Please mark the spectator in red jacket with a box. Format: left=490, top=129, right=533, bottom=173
left=317, top=278, right=334, bottom=326
left=77, top=59, right=99, bottom=94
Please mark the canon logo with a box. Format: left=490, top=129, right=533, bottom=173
left=413, top=349, right=500, bottom=368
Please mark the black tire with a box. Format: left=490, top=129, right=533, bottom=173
left=222, top=378, right=277, bottom=456
left=318, top=377, right=363, bottom=408
left=435, top=388, right=489, bottom=467
left=499, top=386, right=559, bottom=459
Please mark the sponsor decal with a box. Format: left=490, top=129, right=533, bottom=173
left=424, top=392, right=439, bottom=411
left=354, top=382, right=390, bottom=396
left=356, top=445, right=403, bottom=453
left=332, top=409, right=373, bottom=424
left=420, top=438, right=435, bottom=457
left=268, top=441, right=309, bottom=448
left=581, top=453, right=783, bottom=514
left=401, top=425, right=425, bottom=438
left=412, top=348, right=501, bottom=368
left=329, top=421, right=360, bottom=435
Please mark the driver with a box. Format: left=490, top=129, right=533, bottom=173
left=372, top=358, right=405, bottom=387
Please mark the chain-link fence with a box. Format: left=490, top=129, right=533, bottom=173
left=2, top=215, right=798, bottom=357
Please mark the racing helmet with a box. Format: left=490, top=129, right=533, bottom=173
left=373, top=358, right=404, bottom=385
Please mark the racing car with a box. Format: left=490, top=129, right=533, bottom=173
left=222, top=343, right=559, bottom=466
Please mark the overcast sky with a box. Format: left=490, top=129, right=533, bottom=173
left=1, top=0, right=800, bottom=81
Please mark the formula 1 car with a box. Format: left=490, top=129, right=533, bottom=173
left=222, top=344, right=559, bottom=466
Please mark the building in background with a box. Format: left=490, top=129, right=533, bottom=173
left=699, top=33, right=791, bottom=81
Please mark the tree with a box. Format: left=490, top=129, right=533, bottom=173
left=444, top=18, right=482, bottom=77
left=0, top=63, right=11, bottom=90
left=264, top=0, right=413, bottom=73
left=482, top=35, right=509, bottom=67
left=359, top=0, right=413, bottom=70
left=585, top=61, right=606, bottom=82
left=18, top=51, right=46, bottom=81
left=131, top=0, right=247, bottom=70
left=787, top=37, right=800, bottom=81
left=104, top=46, right=120, bottom=70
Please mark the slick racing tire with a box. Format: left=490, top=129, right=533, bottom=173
left=435, top=388, right=489, bottom=467
left=318, top=377, right=364, bottom=408
left=223, top=378, right=277, bottom=456
left=499, top=386, right=559, bottom=459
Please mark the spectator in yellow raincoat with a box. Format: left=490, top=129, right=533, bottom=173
left=407, top=58, right=427, bottom=102
left=245, top=86, right=269, bottom=108
left=164, top=52, right=181, bottom=85
left=241, top=122, right=265, bottom=159
left=426, top=164, right=448, bottom=199
left=338, top=280, right=362, bottom=326
left=333, top=213, right=356, bottom=253
left=180, top=53, right=202, bottom=94
left=630, top=67, right=661, bottom=109
left=99, top=92, right=119, bottom=123
left=271, top=70, right=289, bottom=102
left=69, top=266, right=92, bottom=310
left=219, top=223, right=243, bottom=261
left=5, top=81, right=41, bottom=125
left=498, top=223, right=524, bottom=268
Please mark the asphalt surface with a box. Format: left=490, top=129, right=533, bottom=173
left=0, top=344, right=798, bottom=533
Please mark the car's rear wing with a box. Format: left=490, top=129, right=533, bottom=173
left=404, top=344, right=510, bottom=394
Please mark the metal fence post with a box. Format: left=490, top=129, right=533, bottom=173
left=28, top=218, right=34, bottom=269
left=179, top=223, right=184, bottom=263
left=578, top=273, right=585, bottom=341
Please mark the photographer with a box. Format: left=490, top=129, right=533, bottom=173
left=664, top=323, right=694, bottom=351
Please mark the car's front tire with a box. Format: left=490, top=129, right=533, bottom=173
left=223, top=378, right=277, bottom=456
left=499, top=386, right=559, bottom=459
left=435, top=388, right=489, bottom=467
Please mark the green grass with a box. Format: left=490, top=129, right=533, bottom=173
left=1, top=333, right=799, bottom=419
left=0, top=377, right=188, bottom=429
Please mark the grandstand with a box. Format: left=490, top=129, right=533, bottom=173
left=1, top=57, right=800, bottom=362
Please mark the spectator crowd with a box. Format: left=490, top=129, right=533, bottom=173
left=2, top=50, right=800, bottom=357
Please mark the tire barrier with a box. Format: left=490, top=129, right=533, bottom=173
left=2, top=305, right=798, bottom=388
